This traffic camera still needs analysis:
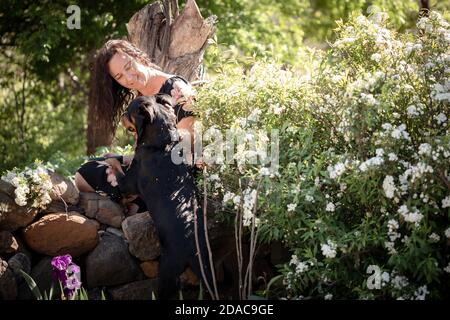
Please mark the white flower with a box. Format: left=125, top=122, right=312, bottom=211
left=223, top=191, right=235, bottom=205
left=324, top=293, right=333, bottom=300
left=287, top=203, right=297, bottom=212
left=321, top=240, right=337, bottom=259
left=444, top=262, right=450, bottom=274
left=327, top=162, right=345, bottom=179
left=442, top=196, right=450, bottom=208
left=388, top=153, right=398, bottom=161
left=418, top=143, right=432, bottom=156
left=325, top=202, right=335, bottom=212
left=445, top=227, right=450, bottom=239
left=435, top=113, right=447, bottom=125
left=429, top=233, right=440, bottom=243
left=387, top=219, right=401, bottom=242
left=382, top=175, right=396, bottom=199
left=398, top=205, right=423, bottom=225
left=371, top=53, right=382, bottom=62
left=407, top=105, right=420, bottom=117
left=376, top=148, right=384, bottom=157
left=414, top=285, right=429, bottom=300
left=385, top=241, right=397, bottom=255
left=259, top=167, right=270, bottom=176
left=392, top=275, right=409, bottom=289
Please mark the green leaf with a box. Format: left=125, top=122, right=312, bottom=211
left=18, top=269, right=43, bottom=300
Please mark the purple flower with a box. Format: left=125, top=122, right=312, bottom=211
left=51, top=254, right=72, bottom=271
left=67, top=264, right=80, bottom=275
left=65, top=275, right=82, bottom=291
left=50, top=254, right=82, bottom=299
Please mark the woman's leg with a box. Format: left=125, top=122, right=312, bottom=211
left=75, top=160, right=147, bottom=214
left=74, top=172, right=95, bottom=192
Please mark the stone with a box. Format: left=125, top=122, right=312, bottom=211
left=43, top=200, right=84, bottom=214
left=122, top=212, right=160, bottom=261
left=22, top=212, right=99, bottom=257
left=0, top=190, right=39, bottom=232
left=48, top=172, right=79, bottom=205
left=8, top=252, right=31, bottom=277
left=140, top=261, right=159, bottom=278
left=28, top=256, right=61, bottom=299
left=106, top=227, right=124, bottom=238
left=108, top=279, right=158, bottom=300
left=0, top=230, right=19, bottom=254
left=78, top=192, right=124, bottom=228
left=85, top=232, right=141, bottom=288
left=0, top=258, right=17, bottom=300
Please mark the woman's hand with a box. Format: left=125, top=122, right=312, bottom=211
left=123, top=154, right=134, bottom=166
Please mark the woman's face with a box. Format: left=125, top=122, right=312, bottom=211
left=108, top=52, right=148, bottom=91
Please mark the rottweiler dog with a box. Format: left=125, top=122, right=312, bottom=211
left=117, top=94, right=213, bottom=300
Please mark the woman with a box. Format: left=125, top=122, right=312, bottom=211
left=75, top=39, right=197, bottom=214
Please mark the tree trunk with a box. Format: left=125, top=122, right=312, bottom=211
left=127, top=0, right=216, bottom=81
left=86, top=0, right=216, bottom=154
left=419, top=0, right=429, bottom=17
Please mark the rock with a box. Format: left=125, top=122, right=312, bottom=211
left=87, top=287, right=108, bottom=300
left=78, top=192, right=124, bottom=228
left=8, top=252, right=31, bottom=277
left=49, top=172, right=79, bottom=205
left=85, top=232, right=141, bottom=288
left=108, top=279, right=158, bottom=300
left=0, top=231, right=19, bottom=254
left=122, top=212, right=160, bottom=261
left=43, top=200, right=84, bottom=214
left=0, top=180, right=15, bottom=198
left=22, top=212, right=99, bottom=257
left=106, top=227, right=124, bottom=238
left=0, top=190, right=39, bottom=232
left=140, top=261, right=159, bottom=278
left=0, top=258, right=17, bottom=300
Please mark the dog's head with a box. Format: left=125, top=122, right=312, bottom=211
left=122, top=94, right=180, bottom=149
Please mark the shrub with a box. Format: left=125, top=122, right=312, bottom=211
left=195, top=11, right=450, bottom=299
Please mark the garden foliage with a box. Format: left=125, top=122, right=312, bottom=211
left=195, top=11, right=450, bottom=299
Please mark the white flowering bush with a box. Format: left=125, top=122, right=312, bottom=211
left=196, top=11, right=450, bottom=299
left=1, top=162, right=53, bottom=209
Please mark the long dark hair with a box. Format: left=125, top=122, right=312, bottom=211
left=89, top=39, right=161, bottom=134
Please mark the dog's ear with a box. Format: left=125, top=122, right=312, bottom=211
left=127, top=97, right=156, bottom=144
left=155, top=93, right=173, bottom=109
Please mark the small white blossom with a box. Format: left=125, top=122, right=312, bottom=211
left=321, top=240, right=337, bottom=259
left=445, top=227, right=450, bottom=239
left=414, top=285, right=429, bottom=300
left=418, top=143, right=432, bottom=156
left=444, top=262, right=450, bottom=274
left=435, top=113, right=447, bottom=125
left=382, top=175, right=396, bottom=199
left=442, top=196, right=450, bottom=208
left=326, top=202, right=335, bottom=212
left=287, top=203, right=297, bottom=212
left=388, top=153, right=398, bottom=161
left=429, top=233, right=440, bottom=243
